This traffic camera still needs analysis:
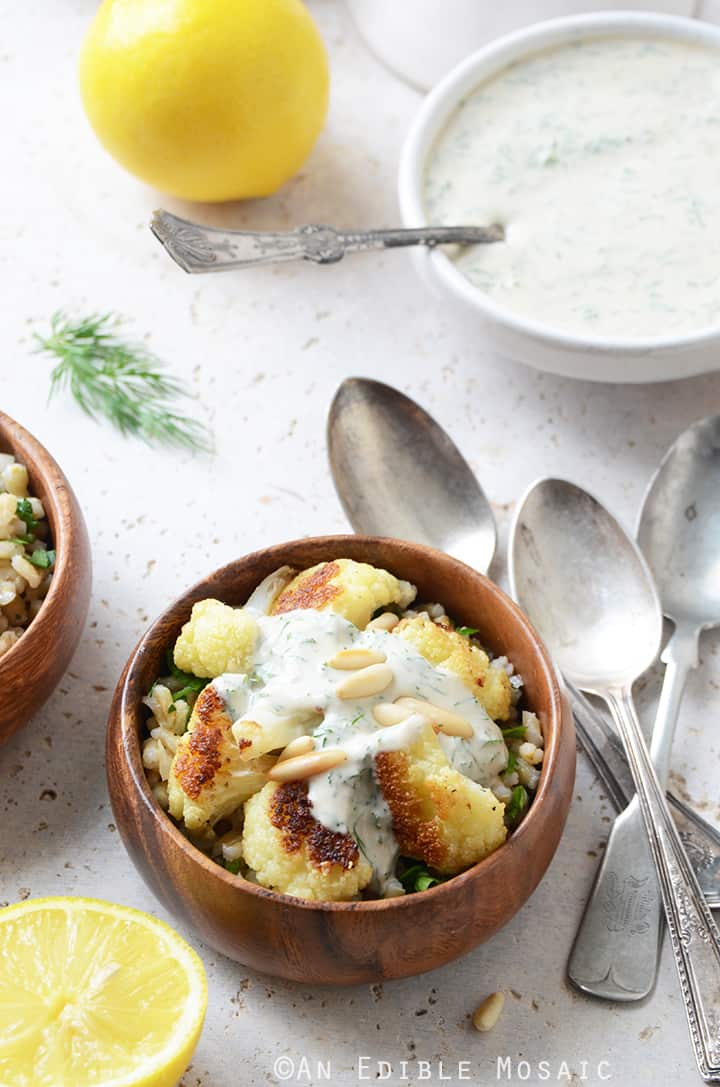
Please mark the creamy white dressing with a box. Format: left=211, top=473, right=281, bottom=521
left=425, top=37, right=720, bottom=339
left=211, top=610, right=508, bottom=894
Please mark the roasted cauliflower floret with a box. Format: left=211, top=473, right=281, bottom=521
left=394, top=615, right=512, bottom=721
left=168, top=685, right=270, bottom=832
left=242, top=781, right=373, bottom=901
left=174, top=598, right=257, bottom=678
left=231, top=713, right=319, bottom=763
left=271, top=559, right=416, bottom=629
left=375, top=723, right=506, bottom=875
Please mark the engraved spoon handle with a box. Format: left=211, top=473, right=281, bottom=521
left=569, top=684, right=720, bottom=908
left=606, top=687, right=720, bottom=1082
left=150, top=210, right=503, bottom=274
left=568, top=630, right=698, bottom=1001
left=337, top=226, right=503, bottom=252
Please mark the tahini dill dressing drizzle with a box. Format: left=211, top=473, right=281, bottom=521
left=212, top=610, right=508, bottom=894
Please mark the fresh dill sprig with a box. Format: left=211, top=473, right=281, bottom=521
left=35, top=311, right=213, bottom=453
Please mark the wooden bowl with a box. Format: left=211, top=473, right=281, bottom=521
left=0, top=412, right=92, bottom=744
left=107, top=536, right=575, bottom=984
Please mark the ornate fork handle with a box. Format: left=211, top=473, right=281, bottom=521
left=607, top=689, right=720, bottom=1082
left=151, top=210, right=503, bottom=274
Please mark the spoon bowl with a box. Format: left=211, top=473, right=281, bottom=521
left=638, top=415, right=720, bottom=633
left=509, top=478, right=720, bottom=1073
left=328, top=378, right=496, bottom=572
left=510, top=479, right=663, bottom=691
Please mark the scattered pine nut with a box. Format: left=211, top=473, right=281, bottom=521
left=277, top=735, right=316, bottom=762
left=336, top=663, right=394, bottom=700
left=268, top=748, right=347, bottom=783
left=394, top=697, right=473, bottom=739
left=328, top=647, right=387, bottom=670
left=472, top=991, right=505, bottom=1032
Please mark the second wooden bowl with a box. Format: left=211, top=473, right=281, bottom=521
left=107, top=536, right=575, bottom=984
left=0, top=412, right=91, bottom=744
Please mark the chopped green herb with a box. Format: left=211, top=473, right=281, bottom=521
left=29, top=549, right=55, bottom=569
left=398, top=863, right=424, bottom=890
left=505, top=785, right=528, bottom=828
left=501, top=725, right=527, bottom=741
left=171, top=685, right=198, bottom=705
left=12, top=534, right=33, bottom=546
left=15, top=498, right=38, bottom=532
left=246, top=671, right=264, bottom=689
left=456, top=626, right=479, bottom=638
left=415, top=873, right=441, bottom=892
left=398, top=859, right=448, bottom=894
left=504, top=751, right=518, bottom=775
left=350, top=712, right=365, bottom=726
left=223, top=858, right=242, bottom=875
left=166, top=648, right=209, bottom=693
left=352, top=823, right=369, bottom=863
left=370, top=604, right=402, bottom=620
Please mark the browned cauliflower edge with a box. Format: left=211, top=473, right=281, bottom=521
left=375, top=724, right=507, bottom=876
left=242, top=781, right=373, bottom=901
left=394, top=615, right=512, bottom=721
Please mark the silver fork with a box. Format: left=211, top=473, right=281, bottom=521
left=150, top=209, right=504, bottom=274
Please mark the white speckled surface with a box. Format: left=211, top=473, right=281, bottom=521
left=2, top=3, right=720, bottom=1085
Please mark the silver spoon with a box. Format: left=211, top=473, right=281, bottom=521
left=328, top=377, right=496, bottom=572
left=569, top=417, right=720, bottom=1000
left=151, top=210, right=504, bottom=274
left=328, top=377, right=720, bottom=903
left=510, top=479, right=720, bottom=1083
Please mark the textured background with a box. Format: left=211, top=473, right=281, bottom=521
left=2, top=3, right=719, bottom=1084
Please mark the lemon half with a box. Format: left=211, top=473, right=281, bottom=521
left=0, top=897, right=207, bottom=1087
left=79, top=0, right=330, bottom=202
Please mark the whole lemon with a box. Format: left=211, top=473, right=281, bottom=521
left=79, top=0, right=329, bottom=202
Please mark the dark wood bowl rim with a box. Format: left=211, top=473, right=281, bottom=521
left=115, top=535, right=566, bottom=914
left=0, top=410, right=81, bottom=671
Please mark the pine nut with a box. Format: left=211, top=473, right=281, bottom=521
left=366, top=612, right=400, bottom=632
left=336, top=663, right=394, bottom=700
left=472, top=991, right=505, bottom=1032
left=277, top=735, right=316, bottom=762
left=372, top=702, right=416, bottom=728
left=394, top=697, right=473, bottom=738
left=328, top=647, right=387, bottom=670
left=268, top=748, right=347, bottom=783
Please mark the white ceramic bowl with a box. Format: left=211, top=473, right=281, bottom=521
left=398, top=12, right=720, bottom=384
left=347, top=0, right=696, bottom=91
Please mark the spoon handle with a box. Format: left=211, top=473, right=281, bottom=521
left=652, top=627, right=698, bottom=782
left=151, top=210, right=504, bottom=274
left=568, top=631, right=698, bottom=1000
left=606, top=688, right=720, bottom=1082
left=569, top=685, right=720, bottom=908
